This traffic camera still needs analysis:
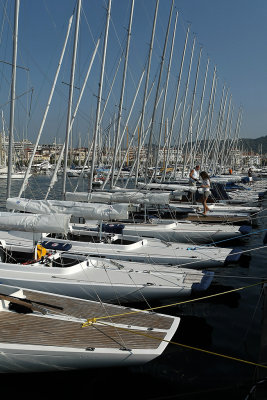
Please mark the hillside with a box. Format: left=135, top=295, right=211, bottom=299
left=239, top=135, right=267, bottom=154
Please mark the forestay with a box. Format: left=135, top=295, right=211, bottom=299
left=6, top=198, right=129, bottom=220
left=65, top=191, right=170, bottom=204
left=0, top=212, right=70, bottom=233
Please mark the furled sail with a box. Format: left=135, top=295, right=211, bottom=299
left=0, top=212, right=70, bottom=233
left=65, top=191, right=170, bottom=204
left=6, top=198, right=129, bottom=220
left=136, top=182, right=197, bottom=193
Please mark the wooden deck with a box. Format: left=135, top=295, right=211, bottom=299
left=185, top=213, right=252, bottom=225
left=23, top=289, right=174, bottom=329
left=0, top=289, right=176, bottom=350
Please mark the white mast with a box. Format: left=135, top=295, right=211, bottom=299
left=103, top=68, right=145, bottom=189
left=200, top=66, right=217, bottom=169
left=7, top=0, right=19, bottom=199
left=145, top=0, right=174, bottom=182
left=191, top=57, right=209, bottom=166
left=177, top=35, right=196, bottom=178
left=88, top=0, right=111, bottom=192
left=18, top=14, right=74, bottom=198
left=45, top=38, right=100, bottom=199
left=183, top=46, right=202, bottom=173
left=62, top=0, right=82, bottom=199
left=161, top=25, right=190, bottom=182
left=152, top=10, right=178, bottom=182
left=110, top=0, right=135, bottom=188
left=134, top=0, right=159, bottom=187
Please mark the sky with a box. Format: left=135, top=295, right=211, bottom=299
left=0, top=0, right=266, bottom=147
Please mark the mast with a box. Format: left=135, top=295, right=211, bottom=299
left=177, top=35, right=196, bottom=178
left=18, top=14, right=74, bottom=198
left=220, top=94, right=232, bottom=172
left=45, top=38, right=100, bottom=199
left=153, top=10, right=178, bottom=181
left=161, top=25, right=189, bottom=182
left=102, top=68, right=145, bottom=189
left=7, top=0, right=19, bottom=199
left=210, top=86, right=228, bottom=173
left=89, top=0, right=111, bottom=192
left=183, top=46, right=202, bottom=172
left=134, top=0, right=159, bottom=187
left=62, top=0, right=81, bottom=199
left=200, top=65, right=217, bottom=169
left=191, top=57, right=209, bottom=166
left=110, top=0, right=135, bottom=188
left=144, top=0, right=174, bottom=182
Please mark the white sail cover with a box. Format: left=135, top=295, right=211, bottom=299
left=6, top=198, right=129, bottom=220
left=0, top=212, right=70, bottom=233
left=137, top=182, right=197, bottom=193
left=65, top=191, right=170, bottom=205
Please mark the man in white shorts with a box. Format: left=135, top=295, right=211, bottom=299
left=188, top=165, right=200, bottom=202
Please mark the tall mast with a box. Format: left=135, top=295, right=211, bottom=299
left=45, top=38, right=100, bottom=199
left=18, top=14, right=74, bottom=198
left=177, top=35, right=196, bottom=178
left=103, top=68, right=145, bottom=189
left=89, top=0, right=111, bottom=192
left=191, top=57, right=209, bottom=166
left=7, top=0, right=19, bottom=199
left=110, top=0, right=135, bottom=188
left=144, top=0, right=174, bottom=182
left=62, top=0, right=82, bottom=199
left=200, top=65, right=216, bottom=169
left=134, top=0, right=159, bottom=187
left=161, top=25, right=189, bottom=182
left=183, top=46, right=202, bottom=172
left=153, top=10, right=178, bottom=181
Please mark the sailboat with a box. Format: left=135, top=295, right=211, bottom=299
left=0, top=211, right=214, bottom=303
left=0, top=250, right=214, bottom=304
left=0, top=283, right=180, bottom=372
left=42, top=226, right=241, bottom=269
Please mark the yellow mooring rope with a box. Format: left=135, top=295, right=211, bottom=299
left=96, top=320, right=267, bottom=370
left=82, top=279, right=267, bottom=369
left=82, top=279, right=267, bottom=326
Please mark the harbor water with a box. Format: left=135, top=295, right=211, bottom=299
left=0, top=175, right=266, bottom=399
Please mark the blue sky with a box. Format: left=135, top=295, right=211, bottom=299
left=0, top=0, right=266, bottom=147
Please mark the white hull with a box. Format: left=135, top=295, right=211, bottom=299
left=47, top=230, right=237, bottom=268
left=0, top=256, right=213, bottom=303
left=171, top=202, right=261, bottom=215
left=0, top=172, right=29, bottom=179
left=0, top=285, right=180, bottom=372
left=98, top=221, right=248, bottom=244
left=0, top=343, right=162, bottom=373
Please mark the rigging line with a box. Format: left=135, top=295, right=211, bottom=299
left=201, top=227, right=267, bottom=247
left=210, top=273, right=267, bottom=280
left=82, top=278, right=267, bottom=327
left=102, top=263, right=128, bottom=307
left=96, top=320, right=267, bottom=370
left=127, top=273, right=154, bottom=309
left=0, top=87, right=33, bottom=109
left=238, top=286, right=264, bottom=354
left=92, top=323, right=129, bottom=349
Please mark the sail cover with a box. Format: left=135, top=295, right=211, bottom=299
left=136, top=182, right=197, bottom=193
left=6, top=198, right=129, bottom=220
left=0, top=212, right=70, bottom=233
left=65, top=191, right=170, bottom=204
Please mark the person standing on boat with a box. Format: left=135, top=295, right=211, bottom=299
left=200, top=171, right=211, bottom=215
left=188, top=165, right=200, bottom=202
left=248, top=168, right=253, bottom=185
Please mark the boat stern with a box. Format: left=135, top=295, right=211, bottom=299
left=191, top=270, right=214, bottom=292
